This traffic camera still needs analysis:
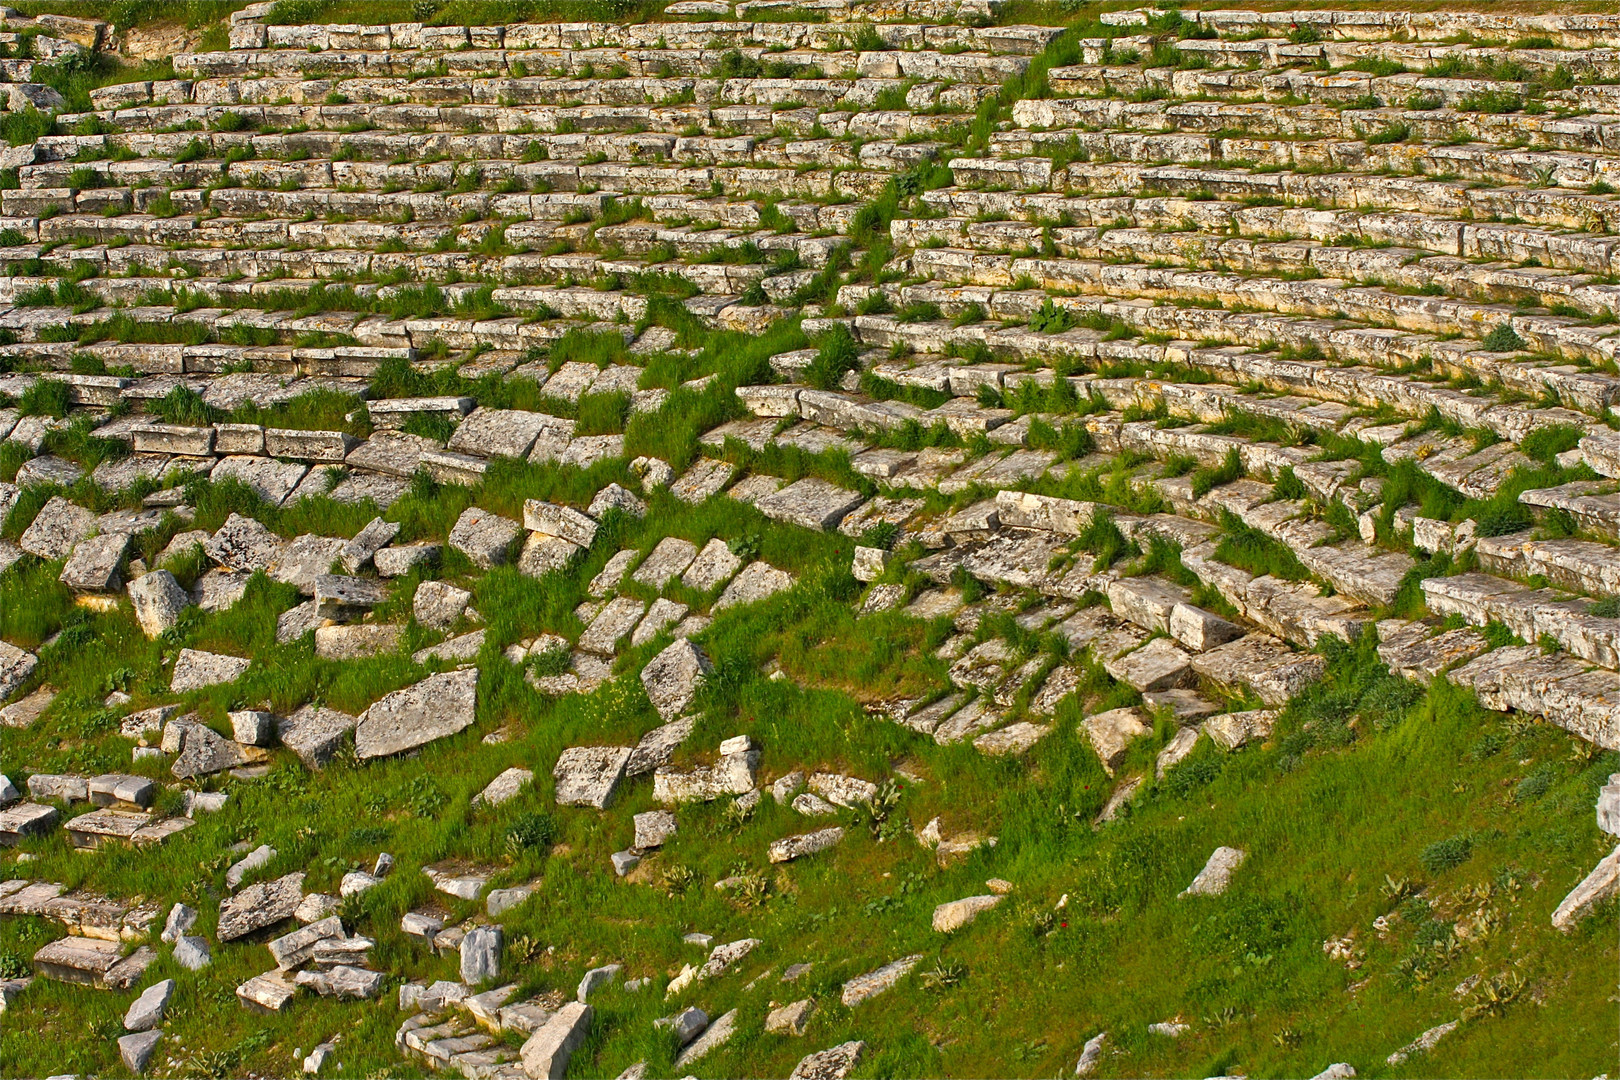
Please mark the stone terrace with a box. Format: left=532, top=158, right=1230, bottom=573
left=1, top=0, right=1619, bottom=1075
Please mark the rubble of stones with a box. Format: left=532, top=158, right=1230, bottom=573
left=1, top=0, right=1619, bottom=1074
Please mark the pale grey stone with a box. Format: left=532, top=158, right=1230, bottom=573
left=713, top=560, right=793, bottom=610
left=204, top=513, right=283, bottom=572
left=375, top=543, right=440, bottom=576
left=123, top=977, right=174, bottom=1032
left=413, top=579, right=472, bottom=630
left=641, top=639, right=711, bottom=719
left=341, top=517, right=402, bottom=574
left=553, top=745, right=633, bottom=809
left=269, top=534, right=347, bottom=594
left=626, top=717, right=696, bottom=777
left=756, top=478, right=864, bottom=531
left=172, top=724, right=259, bottom=779
left=1552, top=845, right=1620, bottom=931
left=840, top=955, right=920, bottom=1007
left=461, top=925, right=503, bottom=985
left=1075, top=1031, right=1108, bottom=1076
left=1081, top=707, right=1151, bottom=777
left=768, top=826, right=844, bottom=863
left=128, top=570, right=190, bottom=637
left=473, top=767, right=533, bottom=808
left=218, top=871, right=305, bottom=941
left=766, top=998, right=816, bottom=1036
left=932, top=895, right=1002, bottom=932
left=633, top=810, right=677, bottom=850
left=790, top=1041, right=865, bottom=1080
left=60, top=531, right=131, bottom=592
left=631, top=597, right=688, bottom=648
left=355, top=668, right=478, bottom=759
left=579, top=596, right=646, bottom=655
left=577, top=963, right=622, bottom=1002
left=521, top=1001, right=593, bottom=1079
left=170, top=648, right=250, bottom=692
left=523, top=499, right=600, bottom=547
left=18, top=496, right=95, bottom=560
left=173, top=935, right=211, bottom=971
left=118, top=1029, right=162, bottom=1075
left=448, top=506, right=521, bottom=569
left=267, top=915, right=342, bottom=970
left=160, top=902, right=196, bottom=944
left=673, top=1007, right=736, bottom=1068
left=277, top=705, right=356, bottom=769
left=226, top=843, right=275, bottom=889
left=633, top=536, right=698, bottom=589
left=315, top=623, right=404, bottom=660
left=657, top=1005, right=709, bottom=1045
left=1181, top=846, right=1247, bottom=898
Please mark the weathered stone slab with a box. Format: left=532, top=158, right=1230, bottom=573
left=755, top=477, right=865, bottom=531
left=218, top=872, right=305, bottom=942
left=170, top=648, right=250, bottom=692
left=449, top=507, right=522, bottom=569
left=205, top=513, right=285, bottom=572
left=553, top=746, right=633, bottom=809
left=633, top=536, right=698, bottom=589
left=1180, top=846, right=1246, bottom=897
left=278, top=705, right=357, bottom=769
left=18, top=496, right=96, bottom=560
left=356, top=668, right=478, bottom=759
left=1081, top=706, right=1151, bottom=776
left=1191, top=634, right=1325, bottom=706
left=128, top=570, right=191, bottom=637
left=641, top=639, right=711, bottom=719
left=714, top=560, right=793, bottom=610
left=840, top=954, right=920, bottom=1007
left=1104, top=637, right=1195, bottom=692
left=578, top=596, right=646, bottom=655
left=768, top=826, right=844, bottom=863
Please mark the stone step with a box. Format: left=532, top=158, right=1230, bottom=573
left=1424, top=571, right=1620, bottom=669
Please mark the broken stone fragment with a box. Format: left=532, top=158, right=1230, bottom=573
left=768, top=826, right=845, bottom=863
left=413, top=579, right=473, bottom=630
left=473, top=767, right=534, bottom=808
left=673, top=1007, right=737, bottom=1068
left=789, top=1040, right=865, bottom=1080
left=1081, top=707, right=1151, bottom=776
left=218, top=871, right=305, bottom=942
left=169, top=648, right=251, bottom=692
left=123, top=977, right=174, bottom=1032
left=766, top=997, right=816, bottom=1036
left=523, top=499, right=600, bottom=547
left=461, top=925, right=503, bottom=985
left=341, top=517, right=402, bottom=574
left=225, top=844, right=276, bottom=889
left=449, top=506, right=522, bottom=569
left=1551, top=844, right=1620, bottom=932
left=840, top=954, right=921, bottom=1007
left=355, top=668, right=478, bottom=760
left=172, top=724, right=263, bottom=780
left=656, top=1005, right=709, bottom=1045
left=633, top=810, right=677, bottom=850
left=128, top=570, right=192, bottom=638
left=1180, top=847, right=1247, bottom=898
left=118, top=1029, right=162, bottom=1075
left=553, top=746, right=633, bottom=809
left=577, top=963, right=622, bottom=1002
left=640, top=638, right=712, bottom=719
left=932, top=894, right=1003, bottom=933
left=521, top=1000, right=593, bottom=1079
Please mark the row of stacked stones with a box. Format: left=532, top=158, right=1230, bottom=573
left=0, top=0, right=1617, bottom=1074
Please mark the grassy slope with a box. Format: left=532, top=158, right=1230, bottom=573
left=0, top=3, right=1614, bottom=1077
left=1, top=504, right=1614, bottom=1079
